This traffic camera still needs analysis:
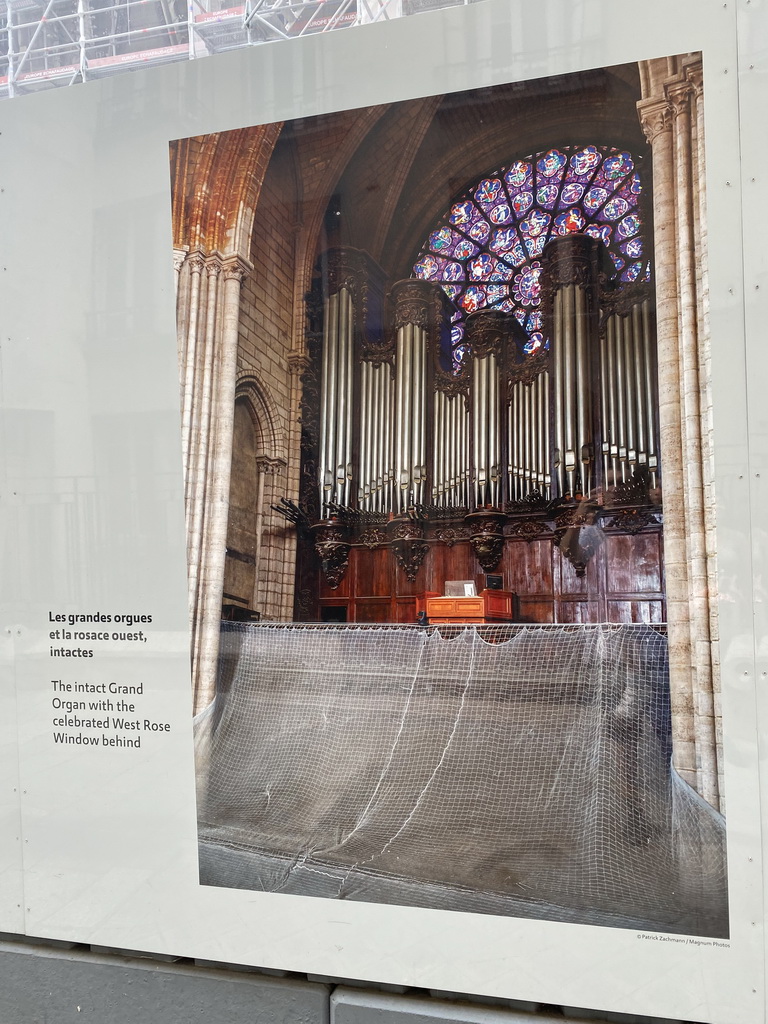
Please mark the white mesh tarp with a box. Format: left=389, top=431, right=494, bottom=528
left=195, top=623, right=727, bottom=937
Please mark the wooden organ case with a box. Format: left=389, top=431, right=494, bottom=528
left=289, top=239, right=664, bottom=624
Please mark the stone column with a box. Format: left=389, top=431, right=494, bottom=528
left=638, top=56, right=720, bottom=808
left=637, top=92, right=697, bottom=789
left=252, top=455, right=285, bottom=616
left=192, top=255, right=251, bottom=712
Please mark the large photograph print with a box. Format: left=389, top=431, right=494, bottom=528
left=171, top=54, right=727, bottom=937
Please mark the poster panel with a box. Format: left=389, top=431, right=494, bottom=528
left=0, top=0, right=765, bottom=1020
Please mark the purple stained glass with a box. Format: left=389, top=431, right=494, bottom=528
left=512, top=191, right=534, bottom=215
left=621, top=238, right=643, bottom=258
left=489, top=203, right=513, bottom=225
left=413, top=143, right=649, bottom=371
left=512, top=264, right=541, bottom=306
left=584, top=187, right=609, bottom=211
left=469, top=219, right=491, bottom=242
left=414, top=254, right=439, bottom=278
left=453, top=238, right=478, bottom=260
left=449, top=201, right=473, bottom=226
left=603, top=196, right=629, bottom=221
left=489, top=227, right=516, bottom=253
left=536, top=184, right=559, bottom=208
left=585, top=223, right=612, bottom=246
left=525, top=235, right=546, bottom=257
left=490, top=262, right=513, bottom=282
left=560, top=182, right=585, bottom=205
left=622, top=261, right=644, bottom=282
left=461, top=286, right=486, bottom=312
left=521, top=209, right=550, bottom=237
left=453, top=344, right=468, bottom=368
left=429, top=227, right=453, bottom=251
left=468, top=253, right=495, bottom=279
left=570, top=146, right=601, bottom=175
left=475, top=178, right=503, bottom=204
left=603, top=152, right=634, bottom=180
left=505, top=161, right=531, bottom=187
left=617, top=213, right=641, bottom=238
left=537, top=149, right=566, bottom=177
left=554, top=208, right=585, bottom=234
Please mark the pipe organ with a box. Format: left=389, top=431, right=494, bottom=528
left=293, top=240, right=662, bottom=621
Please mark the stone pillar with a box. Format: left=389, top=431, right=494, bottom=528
left=638, top=56, right=720, bottom=808
left=192, top=255, right=250, bottom=711
left=252, top=455, right=285, bottom=616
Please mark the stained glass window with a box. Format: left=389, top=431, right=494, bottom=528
left=412, top=145, right=650, bottom=371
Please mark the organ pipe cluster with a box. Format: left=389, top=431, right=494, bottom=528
left=314, top=238, right=659, bottom=519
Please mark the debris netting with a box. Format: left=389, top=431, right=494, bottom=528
left=195, top=623, right=727, bottom=936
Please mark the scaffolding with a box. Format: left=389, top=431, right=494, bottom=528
left=0, top=0, right=475, bottom=98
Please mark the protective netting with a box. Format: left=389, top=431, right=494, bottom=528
left=195, top=623, right=728, bottom=937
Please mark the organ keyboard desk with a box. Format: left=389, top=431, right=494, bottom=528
left=419, top=590, right=517, bottom=624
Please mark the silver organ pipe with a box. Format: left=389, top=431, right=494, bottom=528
left=393, top=282, right=431, bottom=512
left=472, top=353, right=501, bottom=507
left=553, top=289, right=565, bottom=496
left=600, top=301, right=657, bottom=491
left=575, top=284, right=591, bottom=494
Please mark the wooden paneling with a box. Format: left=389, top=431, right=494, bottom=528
left=302, top=524, right=666, bottom=625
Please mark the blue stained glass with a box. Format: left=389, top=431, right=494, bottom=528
left=554, top=208, right=585, bottom=234
left=414, top=254, right=439, bottom=279
left=621, top=238, right=643, bottom=258
left=468, top=253, right=495, bottom=279
left=525, top=235, right=546, bottom=257
left=513, top=191, right=535, bottom=214
left=525, top=332, right=545, bottom=354
left=489, top=263, right=513, bottom=282
left=505, top=161, right=531, bottom=187
left=584, top=187, right=609, bottom=211
left=489, top=203, right=513, bottom=225
left=560, top=182, right=584, bottom=205
left=585, top=223, right=612, bottom=246
left=617, top=213, right=641, bottom=239
left=603, top=196, right=629, bottom=221
left=622, top=261, right=644, bottom=282
left=461, top=286, right=486, bottom=312
left=412, top=144, right=649, bottom=371
left=536, top=185, right=559, bottom=208
left=453, top=238, right=478, bottom=259
left=449, top=201, right=473, bottom=226
left=429, top=227, right=453, bottom=251
left=520, top=210, right=550, bottom=237
left=469, top=219, right=491, bottom=242
left=512, top=264, right=541, bottom=306
left=603, top=152, right=634, bottom=180
left=570, top=146, right=601, bottom=175
left=537, top=149, right=567, bottom=177
left=475, top=178, right=503, bottom=204
left=451, top=324, right=464, bottom=345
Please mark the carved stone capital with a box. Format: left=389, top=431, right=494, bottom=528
left=172, top=247, right=188, bottom=273
left=205, top=253, right=223, bottom=277
left=637, top=97, right=674, bottom=144
left=221, top=255, right=251, bottom=285
left=256, top=456, right=285, bottom=475
left=666, top=78, right=694, bottom=119
left=287, top=351, right=310, bottom=376
left=187, top=250, right=207, bottom=275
